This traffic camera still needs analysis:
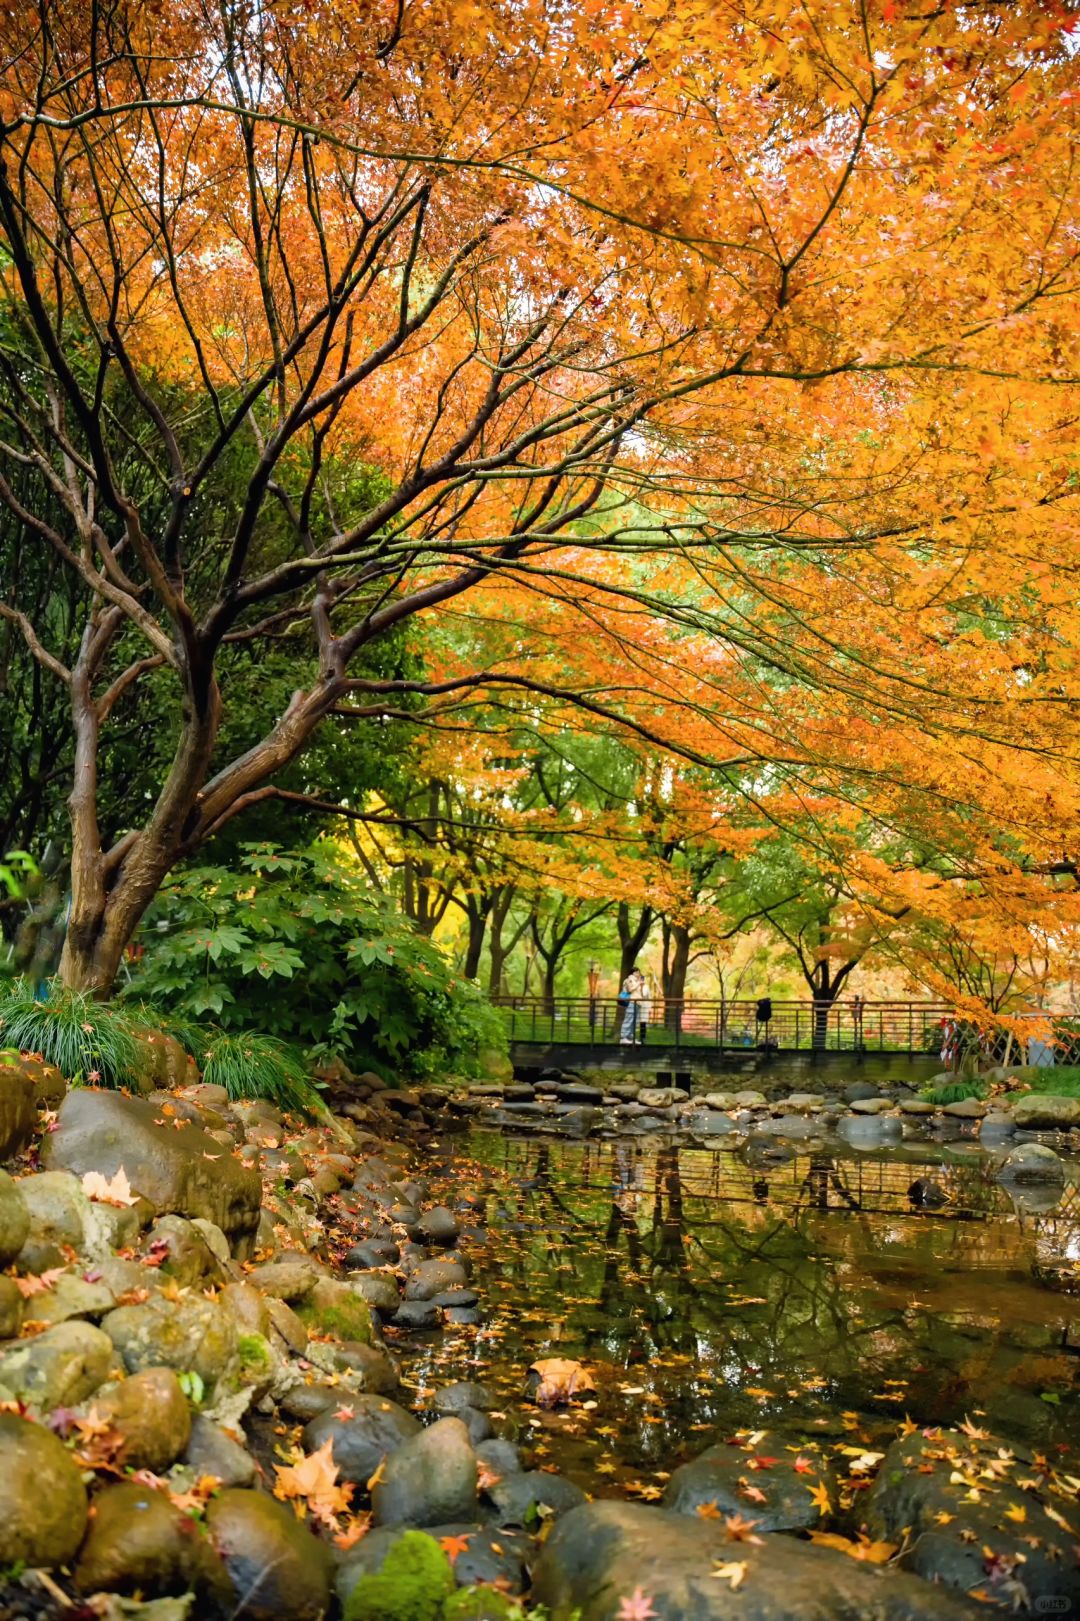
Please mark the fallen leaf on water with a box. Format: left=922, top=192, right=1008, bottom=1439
left=529, top=1359, right=598, bottom=1406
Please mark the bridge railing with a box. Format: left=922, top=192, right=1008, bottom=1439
left=491, top=996, right=954, bottom=1054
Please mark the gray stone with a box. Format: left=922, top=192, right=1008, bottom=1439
left=0, top=1318, right=114, bottom=1409
left=996, top=1142, right=1066, bottom=1184
left=433, top=1381, right=495, bottom=1414
left=331, top=1341, right=401, bottom=1393
left=1010, top=1094, right=1080, bottom=1130
left=344, top=1239, right=399, bottom=1269
left=942, top=1097, right=987, bottom=1119
left=145, top=1215, right=225, bottom=1286
left=734, top=1090, right=768, bottom=1107
left=45, top=1089, right=262, bottom=1251
left=0, top=1168, right=29, bottom=1265
left=102, top=1294, right=237, bottom=1390
left=349, top=1270, right=401, bottom=1313
left=865, top=1429, right=1080, bottom=1611
left=183, top=1413, right=257, bottom=1487
left=844, top=1081, right=880, bottom=1103
left=837, top=1114, right=902, bottom=1145
left=28, top=1270, right=116, bottom=1326
left=405, top=1257, right=468, bottom=1300
left=248, top=1256, right=323, bottom=1301
left=74, top=1479, right=227, bottom=1600
left=97, top=1366, right=192, bottom=1470
left=476, top=1438, right=521, bottom=1478
left=848, top=1097, right=894, bottom=1115
left=663, top=1438, right=836, bottom=1531
left=0, top=1411, right=88, bottom=1567
left=394, top=1298, right=441, bottom=1329
left=637, top=1088, right=683, bottom=1109
left=0, top=1275, right=23, bottom=1338
left=207, top=1487, right=333, bottom=1621
left=417, top=1205, right=461, bottom=1246
left=533, top=1501, right=981, bottom=1620
left=702, top=1092, right=738, bottom=1110
left=303, top=1394, right=421, bottom=1484
left=17, top=1169, right=94, bottom=1254
left=373, top=1416, right=478, bottom=1527
left=489, top=1469, right=586, bottom=1524
left=690, top=1111, right=737, bottom=1137
left=898, top=1099, right=936, bottom=1115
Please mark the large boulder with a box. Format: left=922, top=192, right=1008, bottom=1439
left=95, top=1366, right=193, bottom=1470
left=0, top=1168, right=29, bottom=1264
left=404, top=1257, right=468, bottom=1301
left=74, top=1479, right=228, bottom=1600
left=372, top=1416, right=479, bottom=1527
left=1009, top=1093, right=1080, bottom=1130
left=0, top=1412, right=88, bottom=1567
left=0, top=1056, right=39, bottom=1158
left=995, top=1142, right=1066, bottom=1184
left=303, top=1394, right=421, bottom=1484
left=207, top=1487, right=333, bottom=1621
left=663, top=1439, right=837, bottom=1531
left=865, top=1428, right=1080, bottom=1611
left=101, top=1294, right=237, bottom=1391
left=532, top=1500, right=983, bottom=1620
left=0, top=1319, right=114, bottom=1409
left=44, top=1088, right=262, bottom=1250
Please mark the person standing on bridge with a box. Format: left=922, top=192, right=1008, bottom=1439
left=619, top=968, right=646, bottom=1044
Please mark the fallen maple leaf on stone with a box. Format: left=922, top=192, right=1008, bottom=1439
left=274, top=1438, right=353, bottom=1529
left=806, top=1480, right=832, bottom=1514
left=439, top=1534, right=472, bottom=1562
left=529, top=1358, right=597, bottom=1407
left=724, top=1514, right=764, bottom=1544
left=81, top=1168, right=138, bottom=1207
left=615, top=1588, right=658, bottom=1621
left=809, top=1531, right=896, bottom=1563
left=712, top=1560, right=747, bottom=1591
left=14, top=1267, right=65, bottom=1298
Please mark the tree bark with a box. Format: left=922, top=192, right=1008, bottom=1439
left=661, top=919, right=691, bottom=1029
left=617, top=901, right=653, bottom=982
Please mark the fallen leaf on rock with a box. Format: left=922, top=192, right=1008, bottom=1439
left=806, top=1480, right=832, bottom=1514
left=81, top=1168, right=138, bottom=1207
left=724, top=1514, right=764, bottom=1544
left=274, top=1438, right=353, bottom=1529
left=711, top=1560, right=747, bottom=1591
left=809, top=1532, right=897, bottom=1564
left=14, top=1267, right=65, bottom=1298
left=615, top=1588, right=658, bottom=1621
left=439, top=1534, right=472, bottom=1562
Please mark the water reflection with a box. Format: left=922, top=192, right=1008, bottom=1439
left=400, top=1131, right=1080, bottom=1491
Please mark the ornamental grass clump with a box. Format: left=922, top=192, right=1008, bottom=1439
left=197, top=1028, right=319, bottom=1111
left=0, top=981, right=143, bottom=1088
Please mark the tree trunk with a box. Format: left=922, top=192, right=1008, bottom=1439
left=462, top=897, right=488, bottom=981
left=487, top=887, right=520, bottom=997
left=617, top=901, right=653, bottom=982
left=661, top=919, right=691, bottom=1029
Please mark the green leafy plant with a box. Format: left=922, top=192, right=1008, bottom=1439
left=0, top=980, right=143, bottom=1088
left=196, top=1028, right=319, bottom=1111
left=920, top=1079, right=987, bottom=1105
left=130, top=842, right=508, bottom=1080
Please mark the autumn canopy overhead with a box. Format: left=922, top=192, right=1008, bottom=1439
left=0, top=0, right=1077, bottom=998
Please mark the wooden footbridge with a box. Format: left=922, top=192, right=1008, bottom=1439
left=493, top=997, right=951, bottom=1076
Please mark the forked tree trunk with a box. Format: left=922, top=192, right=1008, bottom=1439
left=661, top=919, right=691, bottom=1029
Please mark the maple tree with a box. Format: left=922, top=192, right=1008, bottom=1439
left=1, top=0, right=1078, bottom=995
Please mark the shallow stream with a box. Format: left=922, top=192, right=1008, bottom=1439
left=397, top=1129, right=1080, bottom=1494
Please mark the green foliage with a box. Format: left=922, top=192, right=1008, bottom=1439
left=130, top=843, right=508, bottom=1079
left=0, top=851, right=37, bottom=900
left=920, top=1079, right=988, bottom=1105
left=195, top=1028, right=319, bottom=1112
left=344, top=1531, right=455, bottom=1621
left=1020, top=1066, right=1080, bottom=1098
left=0, top=981, right=143, bottom=1087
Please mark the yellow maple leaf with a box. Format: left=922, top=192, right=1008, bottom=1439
left=711, top=1561, right=747, bottom=1591
left=274, top=1438, right=353, bottom=1528
left=81, top=1168, right=139, bottom=1207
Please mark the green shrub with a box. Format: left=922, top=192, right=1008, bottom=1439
left=129, top=842, right=508, bottom=1080
left=0, top=981, right=143, bottom=1088
left=196, top=1028, right=319, bottom=1111
left=1018, top=1065, right=1080, bottom=1098
left=920, top=1079, right=987, bottom=1105
left=344, top=1531, right=455, bottom=1621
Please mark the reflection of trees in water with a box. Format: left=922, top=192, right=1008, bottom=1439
left=475, top=1133, right=1080, bottom=1439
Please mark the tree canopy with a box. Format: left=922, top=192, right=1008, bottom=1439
left=0, top=0, right=1077, bottom=1002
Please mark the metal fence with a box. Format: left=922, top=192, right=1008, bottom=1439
left=491, top=996, right=954, bottom=1054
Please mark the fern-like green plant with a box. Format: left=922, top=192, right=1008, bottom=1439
left=0, top=981, right=143, bottom=1088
